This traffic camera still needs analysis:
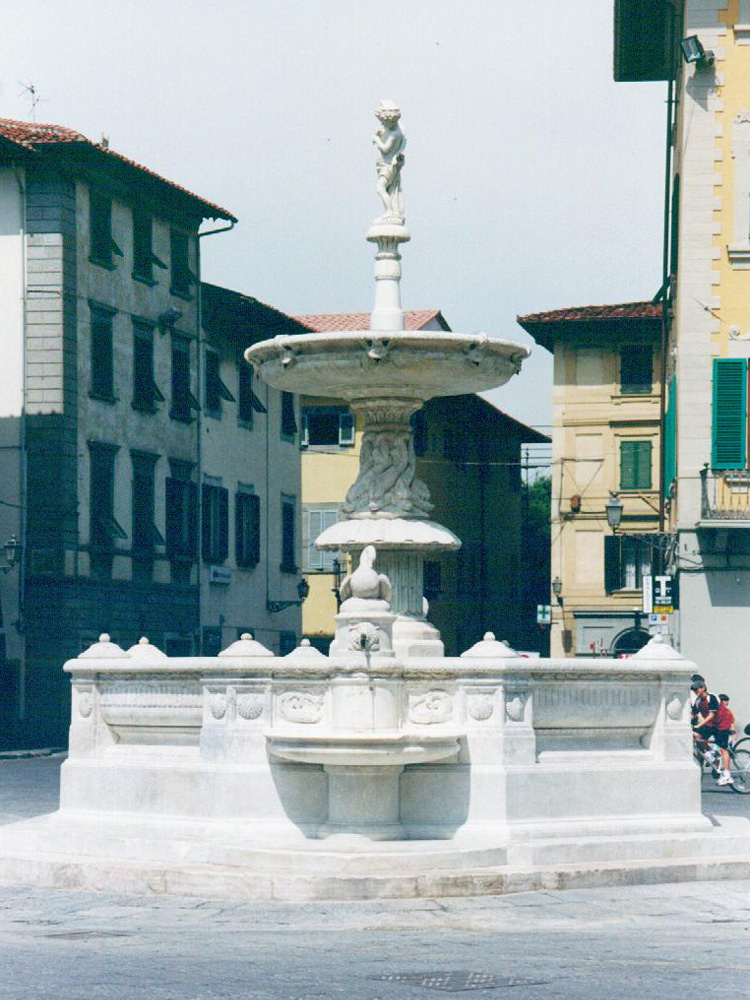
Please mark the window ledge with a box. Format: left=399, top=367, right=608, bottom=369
left=89, top=391, right=118, bottom=405
left=131, top=401, right=159, bottom=415
left=170, top=287, right=193, bottom=302
left=237, top=418, right=254, bottom=431
left=727, top=243, right=750, bottom=268
left=132, top=271, right=157, bottom=287
left=89, top=255, right=116, bottom=271
left=205, top=408, right=222, bottom=420
left=280, top=563, right=299, bottom=575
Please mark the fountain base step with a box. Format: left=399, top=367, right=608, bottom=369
left=0, top=811, right=747, bottom=901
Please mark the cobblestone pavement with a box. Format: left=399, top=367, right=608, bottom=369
left=0, top=755, right=748, bottom=1000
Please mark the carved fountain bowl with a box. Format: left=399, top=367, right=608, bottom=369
left=246, top=330, right=530, bottom=401
left=266, top=731, right=462, bottom=767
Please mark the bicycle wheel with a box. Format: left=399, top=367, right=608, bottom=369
left=729, top=748, right=750, bottom=794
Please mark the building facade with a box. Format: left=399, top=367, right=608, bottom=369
left=0, top=119, right=303, bottom=748
left=614, top=1, right=750, bottom=724
left=518, top=302, right=665, bottom=658
left=295, top=310, right=549, bottom=656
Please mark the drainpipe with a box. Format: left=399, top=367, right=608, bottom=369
left=13, top=165, right=27, bottom=719
left=196, top=218, right=236, bottom=650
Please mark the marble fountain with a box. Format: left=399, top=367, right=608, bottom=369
left=0, top=103, right=746, bottom=900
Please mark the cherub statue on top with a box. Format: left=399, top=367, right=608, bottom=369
left=373, top=100, right=406, bottom=222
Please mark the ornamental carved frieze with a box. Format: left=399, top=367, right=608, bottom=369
left=409, top=689, right=453, bottom=725
left=210, top=693, right=228, bottom=720
left=99, top=682, right=202, bottom=711
left=278, top=691, right=324, bottom=725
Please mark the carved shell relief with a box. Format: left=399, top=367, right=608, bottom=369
left=237, top=693, right=265, bottom=721
left=665, top=693, right=685, bottom=721
left=466, top=692, right=494, bottom=722
left=505, top=693, right=528, bottom=723
left=210, top=693, right=228, bottom=720
left=77, top=691, right=93, bottom=718
left=278, top=691, right=325, bottom=725
left=409, top=689, right=453, bottom=725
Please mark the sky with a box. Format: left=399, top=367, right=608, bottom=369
left=0, top=1, right=666, bottom=434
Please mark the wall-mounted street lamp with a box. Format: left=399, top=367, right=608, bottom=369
left=2, top=535, right=22, bottom=574
left=605, top=491, right=624, bottom=532
left=680, top=35, right=714, bottom=69
left=551, top=575, right=563, bottom=607
left=267, top=577, right=310, bottom=614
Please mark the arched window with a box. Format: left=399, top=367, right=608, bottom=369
left=612, top=628, right=650, bottom=657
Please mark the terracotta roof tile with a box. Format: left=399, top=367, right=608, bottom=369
left=517, top=301, right=660, bottom=326
left=0, top=117, right=235, bottom=221
left=293, top=309, right=446, bottom=332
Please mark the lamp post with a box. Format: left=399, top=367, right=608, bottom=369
left=551, top=575, right=563, bottom=607
left=605, top=492, right=624, bottom=532
left=2, top=535, right=21, bottom=574
left=266, top=577, right=310, bottom=614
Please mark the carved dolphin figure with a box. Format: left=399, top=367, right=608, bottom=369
left=339, top=545, right=392, bottom=604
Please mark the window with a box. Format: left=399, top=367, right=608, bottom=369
left=132, top=321, right=164, bottom=412
left=281, top=495, right=297, bottom=573
left=236, top=488, right=261, bottom=568
left=423, top=559, right=442, bottom=598
left=604, top=535, right=657, bottom=593
left=131, top=451, right=163, bottom=580
left=279, top=631, right=297, bottom=656
left=304, top=508, right=338, bottom=570
left=170, top=229, right=192, bottom=298
left=300, top=407, right=355, bottom=447
left=202, top=479, right=229, bottom=564
left=712, top=358, right=748, bottom=469
left=88, top=442, right=125, bottom=578
left=89, top=190, right=121, bottom=267
left=170, top=335, right=199, bottom=422
left=89, top=304, right=115, bottom=400
left=204, top=348, right=235, bottom=416
left=664, top=378, right=677, bottom=495
left=281, top=392, right=297, bottom=438
left=620, top=345, right=653, bottom=395
left=201, top=626, right=223, bottom=657
left=165, top=461, right=198, bottom=579
left=237, top=362, right=266, bottom=425
left=132, top=211, right=162, bottom=283
left=619, top=439, right=652, bottom=490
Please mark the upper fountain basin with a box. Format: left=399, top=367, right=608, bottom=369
left=246, top=330, right=530, bottom=402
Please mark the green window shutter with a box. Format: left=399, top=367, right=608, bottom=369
left=664, top=378, right=677, bottom=494
left=712, top=358, right=747, bottom=469
left=604, top=536, right=621, bottom=594
left=620, top=440, right=652, bottom=489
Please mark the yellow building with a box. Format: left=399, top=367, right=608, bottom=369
left=518, top=302, right=664, bottom=657
left=296, top=310, right=549, bottom=656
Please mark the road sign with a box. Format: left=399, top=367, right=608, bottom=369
left=643, top=574, right=677, bottom=614
left=536, top=604, right=552, bottom=625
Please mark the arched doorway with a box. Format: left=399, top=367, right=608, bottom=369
left=612, top=628, right=650, bottom=657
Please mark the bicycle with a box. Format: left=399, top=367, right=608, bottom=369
left=729, top=723, right=750, bottom=754
left=694, top=733, right=750, bottom=794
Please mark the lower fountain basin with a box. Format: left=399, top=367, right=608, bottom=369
left=266, top=730, right=461, bottom=766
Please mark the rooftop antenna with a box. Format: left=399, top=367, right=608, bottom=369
left=18, top=82, right=43, bottom=123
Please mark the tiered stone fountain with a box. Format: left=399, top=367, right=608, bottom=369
left=0, top=104, right=744, bottom=900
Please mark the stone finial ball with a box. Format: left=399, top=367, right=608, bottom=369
left=99, top=633, right=110, bottom=642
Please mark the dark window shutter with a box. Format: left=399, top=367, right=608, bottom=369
left=187, top=482, right=198, bottom=557
left=604, top=536, right=621, bottom=594
left=218, top=487, right=229, bottom=562
left=165, top=477, right=178, bottom=555
left=249, top=493, right=261, bottom=565
left=712, top=358, right=747, bottom=469
left=201, top=484, right=212, bottom=560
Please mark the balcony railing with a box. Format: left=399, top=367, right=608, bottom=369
left=700, top=465, right=750, bottom=521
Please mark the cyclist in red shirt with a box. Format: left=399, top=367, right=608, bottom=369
left=692, top=679, right=732, bottom=785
